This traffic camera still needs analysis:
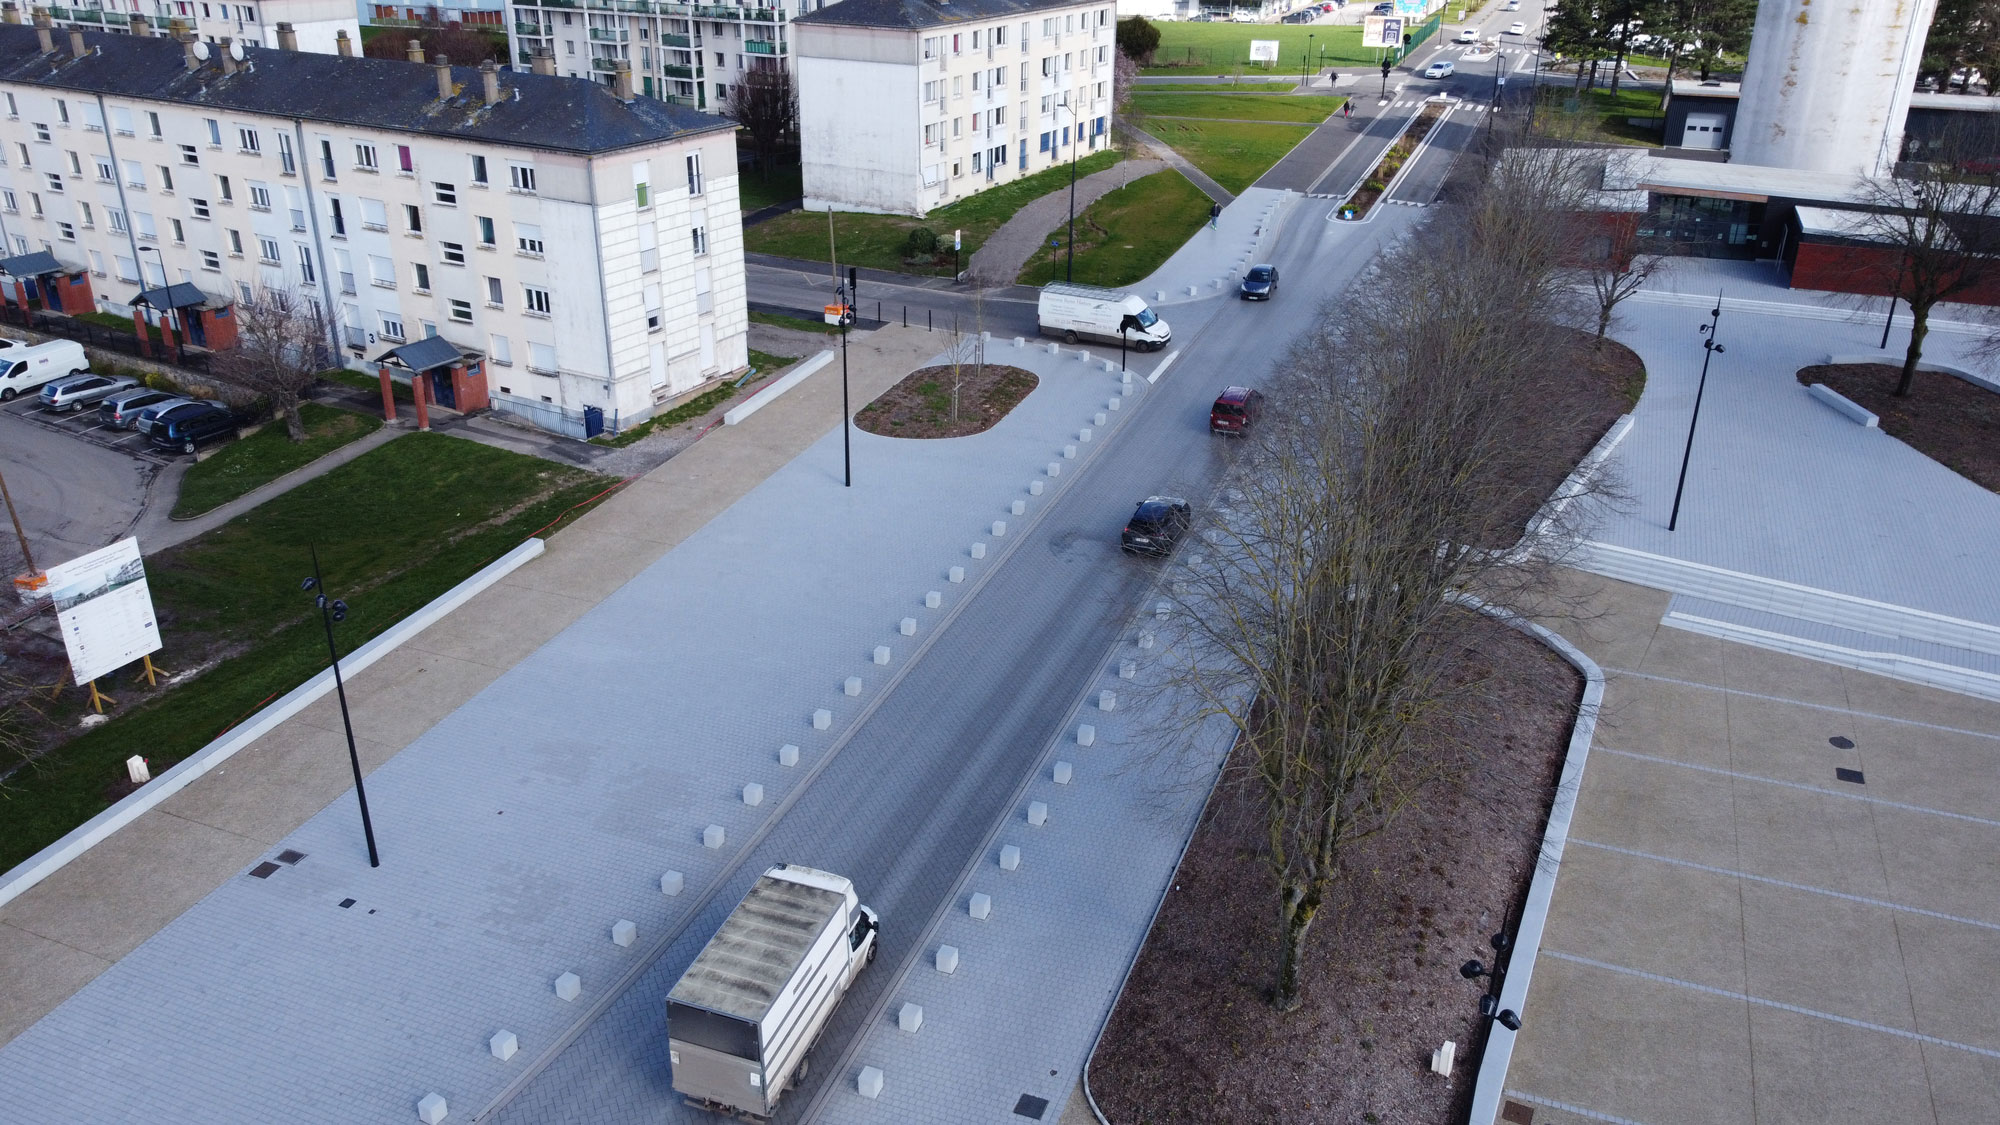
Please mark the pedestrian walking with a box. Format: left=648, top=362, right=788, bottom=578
left=1208, top=202, right=1221, bottom=230
left=1343, top=101, right=1352, bottom=118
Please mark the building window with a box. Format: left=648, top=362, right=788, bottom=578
left=477, top=216, right=496, bottom=246
left=509, top=163, right=537, bottom=193
left=516, top=223, right=543, bottom=255
left=397, top=145, right=413, bottom=173
left=355, top=143, right=378, bottom=171
left=56, top=222, right=74, bottom=241
left=201, top=249, right=220, bottom=271
left=57, top=100, right=70, bottom=124
left=434, top=181, right=456, bottom=206
left=258, top=236, right=281, bottom=264
left=159, top=166, right=174, bottom=192
left=523, top=286, right=551, bottom=316
left=361, top=198, right=387, bottom=230
left=217, top=175, right=233, bottom=202
left=442, top=241, right=465, bottom=265
left=147, top=111, right=162, bottom=137
left=412, top=262, right=431, bottom=291
left=191, top=198, right=210, bottom=220
left=124, top=160, right=145, bottom=188
left=15, top=142, right=29, bottom=166
left=28, top=193, right=40, bottom=216
left=380, top=312, right=405, bottom=341
left=238, top=127, right=261, bottom=154
left=45, top=173, right=63, bottom=194
left=0, top=190, right=12, bottom=213
left=486, top=276, right=503, bottom=306
left=489, top=334, right=511, bottom=365
left=93, top=158, right=113, bottom=182
left=180, top=144, right=199, bottom=167
left=205, top=119, right=221, bottom=145
left=685, top=152, right=702, bottom=196
left=277, top=133, right=295, bottom=175
left=329, top=198, right=345, bottom=236
left=529, top=342, right=556, bottom=373
left=249, top=182, right=271, bottom=210
left=320, top=139, right=337, bottom=179
left=228, top=229, right=243, bottom=255
left=470, top=154, right=487, bottom=184
left=404, top=204, right=422, bottom=233
left=691, top=226, right=706, bottom=256
left=297, top=245, right=315, bottom=284
left=108, top=209, right=127, bottom=233
left=170, top=218, right=184, bottom=243
left=369, top=254, right=394, bottom=286
left=32, top=123, right=49, bottom=143
left=449, top=299, right=472, bottom=323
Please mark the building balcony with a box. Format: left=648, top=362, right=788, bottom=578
left=600, top=0, right=655, bottom=11
left=661, top=32, right=700, bottom=47
left=662, top=63, right=704, bottom=78
left=518, top=47, right=537, bottom=63
left=589, top=27, right=630, bottom=41
left=744, top=39, right=776, bottom=54
left=591, top=56, right=626, bottom=71
left=515, top=22, right=547, bottom=35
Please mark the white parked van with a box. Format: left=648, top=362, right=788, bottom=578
left=0, top=339, right=88, bottom=401
left=1037, top=282, right=1172, bottom=351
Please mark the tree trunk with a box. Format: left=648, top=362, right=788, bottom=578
left=1271, top=879, right=1323, bottom=1012
left=1896, top=303, right=1930, bottom=397
left=1596, top=301, right=1613, bottom=341
left=1658, top=43, right=1681, bottom=113
left=1610, top=30, right=1627, bottom=93
left=282, top=395, right=306, bottom=442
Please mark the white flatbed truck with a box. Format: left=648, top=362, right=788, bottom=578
left=667, top=865, right=880, bottom=1119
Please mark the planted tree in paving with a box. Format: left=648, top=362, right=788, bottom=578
left=211, top=286, right=334, bottom=442
left=1857, top=152, right=2000, bottom=397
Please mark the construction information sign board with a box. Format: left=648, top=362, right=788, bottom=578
left=1248, top=39, right=1280, bottom=63
left=47, top=537, right=161, bottom=685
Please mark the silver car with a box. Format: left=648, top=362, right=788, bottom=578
left=98, top=387, right=180, bottom=429
left=38, top=373, right=138, bottom=412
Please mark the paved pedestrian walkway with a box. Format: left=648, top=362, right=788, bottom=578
left=131, top=424, right=407, bottom=552
left=966, top=157, right=1165, bottom=286
left=1118, top=125, right=1233, bottom=203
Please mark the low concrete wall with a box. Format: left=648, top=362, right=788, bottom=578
left=1806, top=382, right=1880, bottom=427
left=723, top=350, right=834, bottom=426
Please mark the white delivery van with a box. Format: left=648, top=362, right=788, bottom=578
left=668, top=865, right=880, bottom=1118
left=1037, top=282, right=1172, bottom=351
left=0, top=339, right=88, bottom=401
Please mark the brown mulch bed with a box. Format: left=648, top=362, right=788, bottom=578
left=853, top=363, right=1039, bottom=439
left=1090, top=610, right=1584, bottom=1125
left=1799, top=363, right=2000, bottom=492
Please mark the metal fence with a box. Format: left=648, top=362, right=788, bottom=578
left=0, top=305, right=211, bottom=373
left=490, top=392, right=620, bottom=440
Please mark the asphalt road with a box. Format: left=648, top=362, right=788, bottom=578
left=485, top=187, right=1424, bottom=1123
left=0, top=405, right=155, bottom=577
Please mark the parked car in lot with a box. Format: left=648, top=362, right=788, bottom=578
left=135, top=397, right=205, bottom=436
left=1121, top=496, right=1193, bottom=557
left=1240, top=264, right=1280, bottom=300
left=1210, top=386, right=1265, bottom=435
left=39, top=373, right=138, bottom=412
left=1424, top=60, right=1456, bottom=78
left=97, top=387, right=180, bottom=429
left=148, top=401, right=240, bottom=454
left=0, top=339, right=88, bottom=401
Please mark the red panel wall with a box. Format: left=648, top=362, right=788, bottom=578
left=1791, top=240, right=2000, bottom=306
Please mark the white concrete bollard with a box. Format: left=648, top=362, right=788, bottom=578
left=1094, top=412, right=1107, bottom=426
left=926, top=590, right=943, bottom=608
left=899, top=1003, right=925, bottom=1032
left=874, top=645, right=891, bottom=665
left=1030, top=479, right=1045, bottom=496
left=1102, top=358, right=1118, bottom=373
left=1155, top=290, right=1166, bottom=301
left=949, top=565, right=965, bottom=583
left=1187, top=284, right=1198, bottom=296
left=900, top=617, right=917, bottom=636
left=743, top=783, right=764, bottom=807
left=1120, top=659, right=1137, bottom=679
left=1011, top=499, right=1026, bottom=516
left=1013, top=336, right=1025, bottom=348
left=1053, top=761, right=1073, bottom=784
left=555, top=972, right=581, bottom=1001
left=1027, top=801, right=1049, bottom=827
left=1077, top=724, right=1096, bottom=747
left=490, top=1030, right=518, bottom=1061
left=779, top=744, right=800, bottom=767
left=813, top=709, right=833, bottom=730
left=1121, top=370, right=1133, bottom=387
left=1063, top=444, right=1077, bottom=459
left=1099, top=690, right=1116, bottom=712
left=970, top=892, right=992, bottom=920
left=125, top=755, right=150, bottom=784
left=612, top=919, right=637, bottom=947
left=970, top=543, right=986, bottom=560
left=418, top=1093, right=449, bottom=1124
left=661, top=871, right=685, bottom=896
left=936, top=945, right=960, bottom=974
left=858, top=1066, right=885, bottom=1098
left=1138, top=632, right=1155, bottom=649
left=992, top=520, right=1007, bottom=537
left=1047, top=462, right=1061, bottom=477
left=844, top=676, right=862, bottom=696
left=1047, top=342, right=1060, bottom=355
left=1079, top=350, right=1093, bottom=363
left=703, top=824, right=726, bottom=849
left=1000, top=844, right=1021, bottom=870
left=1079, top=428, right=1092, bottom=443
left=1109, top=396, right=1120, bottom=411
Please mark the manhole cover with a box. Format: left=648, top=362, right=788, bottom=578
left=1829, top=736, right=1855, bottom=749
left=248, top=862, right=281, bottom=879
left=1501, top=1101, right=1536, bottom=1124
left=338, top=898, right=356, bottom=909
left=1835, top=767, right=1865, bottom=785
left=1012, top=1094, right=1049, bottom=1119
left=276, top=849, right=307, bottom=865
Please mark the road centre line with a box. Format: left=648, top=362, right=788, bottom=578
left=1568, top=839, right=2000, bottom=932
left=1596, top=746, right=2000, bottom=829
left=1542, top=950, right=2000, bottom=1061
left=1600, top=666, right=2000, bottom=743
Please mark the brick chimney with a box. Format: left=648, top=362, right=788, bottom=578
left=1, top=5, right=22, bottom=27
left=432, top=53, right=452, bottom=101
left=67, top=27, right=86, bottom=58
left=32, top=10, right=53, bottom=54
left=218, top=36, right=237, bottom=74
left=405, top=38, right=424, bottom=64
left=182, top=31, right=201, bottom=71
left=129, top=13, right=149, bottom=36
left=612, top=59, right=633, bottom=103
left=480, top=59, right=501, bottom=106
left=274, top=21, right=297, bottom=51
left=334, top=29, right=352, bottom=56
left=531, top=49, right=554, bottom=76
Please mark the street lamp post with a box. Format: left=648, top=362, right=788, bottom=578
left=137, top=246, right=184, bottom=366
left=301, top=547, right=380, bottom=868
left=1667, top=297, right=1726, bottom=532
left=838, top=266, right=855, bottom=487
left=1063, top=93, right=1081, bottom=282
left=1304, top=32, right=1314, bottom=85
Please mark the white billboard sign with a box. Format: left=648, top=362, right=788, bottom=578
left=1363, top=16, right=1405, bottom=49
left=1248, top=39, right=1280, bottom=63
left=47, top=537, right=162, bottom=685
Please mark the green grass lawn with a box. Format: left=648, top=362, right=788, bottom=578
left=326, top=368, right=415, bottom=404
left=1146, top=22, right=1372, bottom=75
left=0, top=435, right=614, bottom=872
left=1142, top=119, right=1315, bottom=194
left=1130, top=92, right=1339, bottom=123
left=744, top=149, right=1122, bottom=275
left=749, top=310, right=840, bottom=335
left=1133, top=79, right=1301, bottom=91
left=1015, top=169, right=1211, bottom=288
left=170, top=403, right=382, bottom=519
left=737, top=159, right=804, bottom=212
left=1538, top=86, right=1665, bottom=146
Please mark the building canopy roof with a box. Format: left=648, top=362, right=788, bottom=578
left=0, top=250, right=69, bottom=277
left=0, top=26, right=732, bottom=155
left=795, top=0, right=1094, bottom=31
left=376, top=335, right=469, bottom=373
left=132, top=282, right=213, bottom=311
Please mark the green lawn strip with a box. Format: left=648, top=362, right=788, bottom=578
left=749, top=310, right=840, bottom=336
left=1539, top=85, right=1665, bottom=146
left=1134, top=80, right=1302, bottom=91
left=1144, top=118, right=1315, bottom=194
left=743, top=149, right=1122, bottom=275
left=588, top=362, right=798, bottom=448
left=0, top=434, right=615, bottom=872
left=737, top=160, right=804, bottom=212
left=170, top=402, right=383, bottom=519
left=326, top=368, right=415, bottom=404
left=1130, top=92, right=1338, bottom=123
left=1144, top=23, right=1372, bottom=75
left=747, top=347, right=801, bottom=372
left=1015, top=169, right=1211, bottom=288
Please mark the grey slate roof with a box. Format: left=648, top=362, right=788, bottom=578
left=0, top=250, right=65, bottom=276
left=132, top=281, right=210, bottom=310
left=377, top=334, right=469, bottom=372
left=795, top=0, right=1091, bottom=30
left=0, top=25, right=733, bottom=155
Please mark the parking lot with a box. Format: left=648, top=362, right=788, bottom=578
left=1, top=390, right=176, bottom=465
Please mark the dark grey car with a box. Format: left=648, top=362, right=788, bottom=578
left=1239, top=264, right=1279, bottom=301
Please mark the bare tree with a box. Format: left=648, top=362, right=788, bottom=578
left=1857, top=157, right=2000, bottom=397
left=1584, top=219, right=1667, bottom=344
left=210, top=287, right=332, bottom=442
left=731, top=65, right=798, bottom=184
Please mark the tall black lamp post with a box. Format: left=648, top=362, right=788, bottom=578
left=1063, top=93, right=1081, bottom=282
left=1304, top=32, right=1314, bottom=84
left=838, top=266, right=855, bottom=487
left=1118, top=312, right=1143, bottom=374
left=301, top=547, right=380, bottom=868
left=1667, top=296, right=1726, bottom=532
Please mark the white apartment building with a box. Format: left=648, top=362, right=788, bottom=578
left=31, top=0, right=360, bottom=53
left=794, top=0, right=1115, bottom=217
left=0, top=18, right=746, bottom=431
left=505, top=0, right=837, bottom=112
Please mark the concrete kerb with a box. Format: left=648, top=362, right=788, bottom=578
left=0, top=537, right=548, bottom=912
left=1824, top=351, right=2000, bottom=394
left=1331, top=96, right=1457, bottom=221
left=723, top=349, right=835, bottom=425
left=1805, top=383, right=1880, bottom=428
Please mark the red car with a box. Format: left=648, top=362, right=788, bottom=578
left=1210, top=386, right=1264, bottom=435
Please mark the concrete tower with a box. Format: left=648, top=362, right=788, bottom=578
left=1733, top=0, right=1939, bottom=177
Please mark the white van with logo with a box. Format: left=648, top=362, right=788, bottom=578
left=0, top=339, right=88, bottom=401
